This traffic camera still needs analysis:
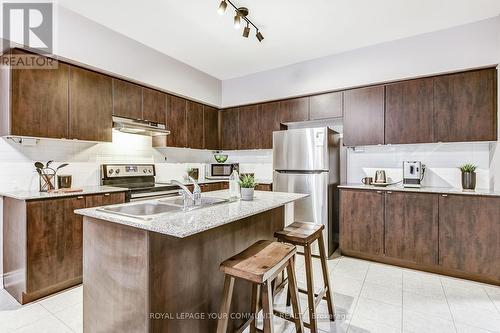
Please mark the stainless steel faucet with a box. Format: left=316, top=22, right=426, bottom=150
left=171, top=179, right=201, bottom=210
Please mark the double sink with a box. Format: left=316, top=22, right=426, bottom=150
left=97, top=196, right=229, bottom=220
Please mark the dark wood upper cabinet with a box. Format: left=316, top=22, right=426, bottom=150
left=385, top=78, right=434, bottom=144
left=112, top=79, right=142, bottom=120
left=69, top=67, right=113, bottom=142
left=143, top=88, right=166, bottom=124
left=259, top=102, right=281, bottom=149
left=186, top=101, right=204, bottom=149
left=220, top=108, right=239, bottom=150
left=385, top=192, right=439, bottom=265
left=166, top=95, right=187, bottom=147
left=203, top=106, right=219, bottom=150
left=340, top=189, right=384, bottom=255
left=343, top=85, right=385, bottom=146
left=434, top=68, right=497, bottom=142
left=238, top=105, right=260, bottom=149
left=11, top=56, right=69, bottom=139
left=279, top=97, right=309, bottom=124
left=309, top=92, right=343, bottom=120
left=438, top=195, right=500, bottom=281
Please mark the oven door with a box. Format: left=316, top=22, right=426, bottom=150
left=129, top=189, right=180, bottom=202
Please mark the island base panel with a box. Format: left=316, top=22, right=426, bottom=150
left=83, top=206, right=285, bottom=333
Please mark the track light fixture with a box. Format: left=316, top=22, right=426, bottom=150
left=217, top=0, right=227, bottom=15
left=217, top=0, right=264, bottom=42
left=243, top=23, right=250, bottom=38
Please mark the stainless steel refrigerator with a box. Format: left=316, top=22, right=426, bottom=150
left=273, top=127, right=342, bottom=256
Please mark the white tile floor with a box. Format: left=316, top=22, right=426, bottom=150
left=1, top=255, right=499, bottom=333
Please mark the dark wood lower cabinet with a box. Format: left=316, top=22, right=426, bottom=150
left=439, top=195, right=500, bottom=281
left=384, top=191, right=438, bottom=265
left=3, top=192, right=126, bottom=304
left=340, top=189, right=384, bottom=255
left=340, top=189, right=500, bottom=285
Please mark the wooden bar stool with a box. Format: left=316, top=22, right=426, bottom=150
left=217, top=240, right=304, bottom=333
left=274, top=222, right=335, bottom=333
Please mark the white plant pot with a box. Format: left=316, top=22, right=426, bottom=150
left=240, top=187, right=254, bottom=201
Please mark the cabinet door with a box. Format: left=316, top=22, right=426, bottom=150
left=439, top=195, right=500, bottom=280
left=69, top=67, right=113, bottom=142
left=385, top=192, right=438, bottom=265
left=220, top=108, right=239, bottom=150
left=259, top=102, right=280, bottom=149
left=340, top=190, right=384, bottom=255
left=112, top=79, right=142, bottom=120
left=26, top=196, right=85, bottom=293
left=239, top=105, right=260, bottom=149
left=143, top=88, right=166, bottom=124
left=203, top=106, right=219, bottom=150
left=434, top=69, right=497, bottom=142
left=85, top=192, right=126, bottom=208
left=279, top=97, right=309, bottom=123
left=166, top=95, right=187, bottom=147
left=343, top=86, right=385, bottom=146
left=186, top=101, right=204, bottom=149
left=11, top=53, right=69, bottom=139
left=309, top=92, right=343, bottom=120
left=385, top=78, right=434, bottom=144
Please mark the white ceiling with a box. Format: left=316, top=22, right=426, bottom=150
left=58, top=0, right=500, bottom=80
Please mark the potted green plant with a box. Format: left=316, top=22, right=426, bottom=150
left=239, top=174, right=257, bottom=201
left=459, top=163, right=477, bottom=190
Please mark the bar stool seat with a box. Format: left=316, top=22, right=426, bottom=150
left=274, top=222, right=335, bottom=333
left=217, top=240, right=304, bottom=333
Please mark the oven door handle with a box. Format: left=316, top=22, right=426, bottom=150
left=130, top=190, right=180, bottom=202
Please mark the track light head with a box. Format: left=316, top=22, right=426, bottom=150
left=256, top=31, right=264, bottom=42
left=243, top=24, right=250, bottom=38
left=217, top=0, right=227, bottom=15
left=233, top=12, right=241, bottom=29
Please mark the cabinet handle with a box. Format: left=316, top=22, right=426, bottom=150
left=387, top=191, right=392, bottom=194
left=441, top=194, right=448, bottom=197
left=104, top=193, right=110, bottom=196
left=77, top=196, right=84, bottom=199
left=376, top=191, right=382, bottom=194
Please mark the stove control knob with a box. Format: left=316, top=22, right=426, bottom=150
left=108, top=169, right=114, bottom=175
left=148, top=169, right=152, bottom=173
left=143, top=169, right=147, bottom=173
left=115, top=169, right=120, bottom=175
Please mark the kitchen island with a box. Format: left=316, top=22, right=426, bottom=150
left=75, top=190, right=307, bottom=333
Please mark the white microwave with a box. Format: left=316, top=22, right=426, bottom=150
left=206, top=163, right=239, bottom=179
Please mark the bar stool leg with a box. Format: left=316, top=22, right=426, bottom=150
left=304, top=244, right=318, bottom=332
left=318, top=233, right=335, bottom=321
left=287, top=256, right=304, bottom=333
left=261, top=281, right=274, bottom=333
left=216, top=275, right=235, bottom=333
left=250, top=283, right=261, bottom=333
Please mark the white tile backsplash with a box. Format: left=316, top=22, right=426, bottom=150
left=347, top=142, right=492, bottom=189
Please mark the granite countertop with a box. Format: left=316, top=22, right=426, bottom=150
left=338, top=184, right=500, bottom=197
left=0, top=186, right=129, bottom=200
left=75, top=190, right=307, bottom=238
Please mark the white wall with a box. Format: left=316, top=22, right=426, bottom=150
left=222, top=16, right=500, bottom=107
left=347, top=143, right=491, bottom=189
left=53, top=6, right=221, bottom=106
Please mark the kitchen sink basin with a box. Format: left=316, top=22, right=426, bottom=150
left=97, top=196, right=230, bottom=220
left=98, top=201, right=182, bottom=220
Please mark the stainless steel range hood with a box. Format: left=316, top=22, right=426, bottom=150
left=112, top=116, right=170, bottom=137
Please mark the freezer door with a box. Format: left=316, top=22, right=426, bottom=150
left=273, top=127, right=329, bottom=171
left=273, top=170, right=329, bottom=234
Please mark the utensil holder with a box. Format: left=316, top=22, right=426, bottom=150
left=39, top=170, right=56, bottom=192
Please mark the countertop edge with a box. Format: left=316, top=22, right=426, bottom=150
left=0, top=186, right=129, bottom=200
left=338, top=184, right=500, bottom=197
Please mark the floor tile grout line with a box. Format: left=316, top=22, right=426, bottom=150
left=38, top=301, right=79, bottom=333
left=345, top=259, right=371, bottom=333
left=440, top=277, right=459, bottom=333
left=483, top=286, right=500, bottom=315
